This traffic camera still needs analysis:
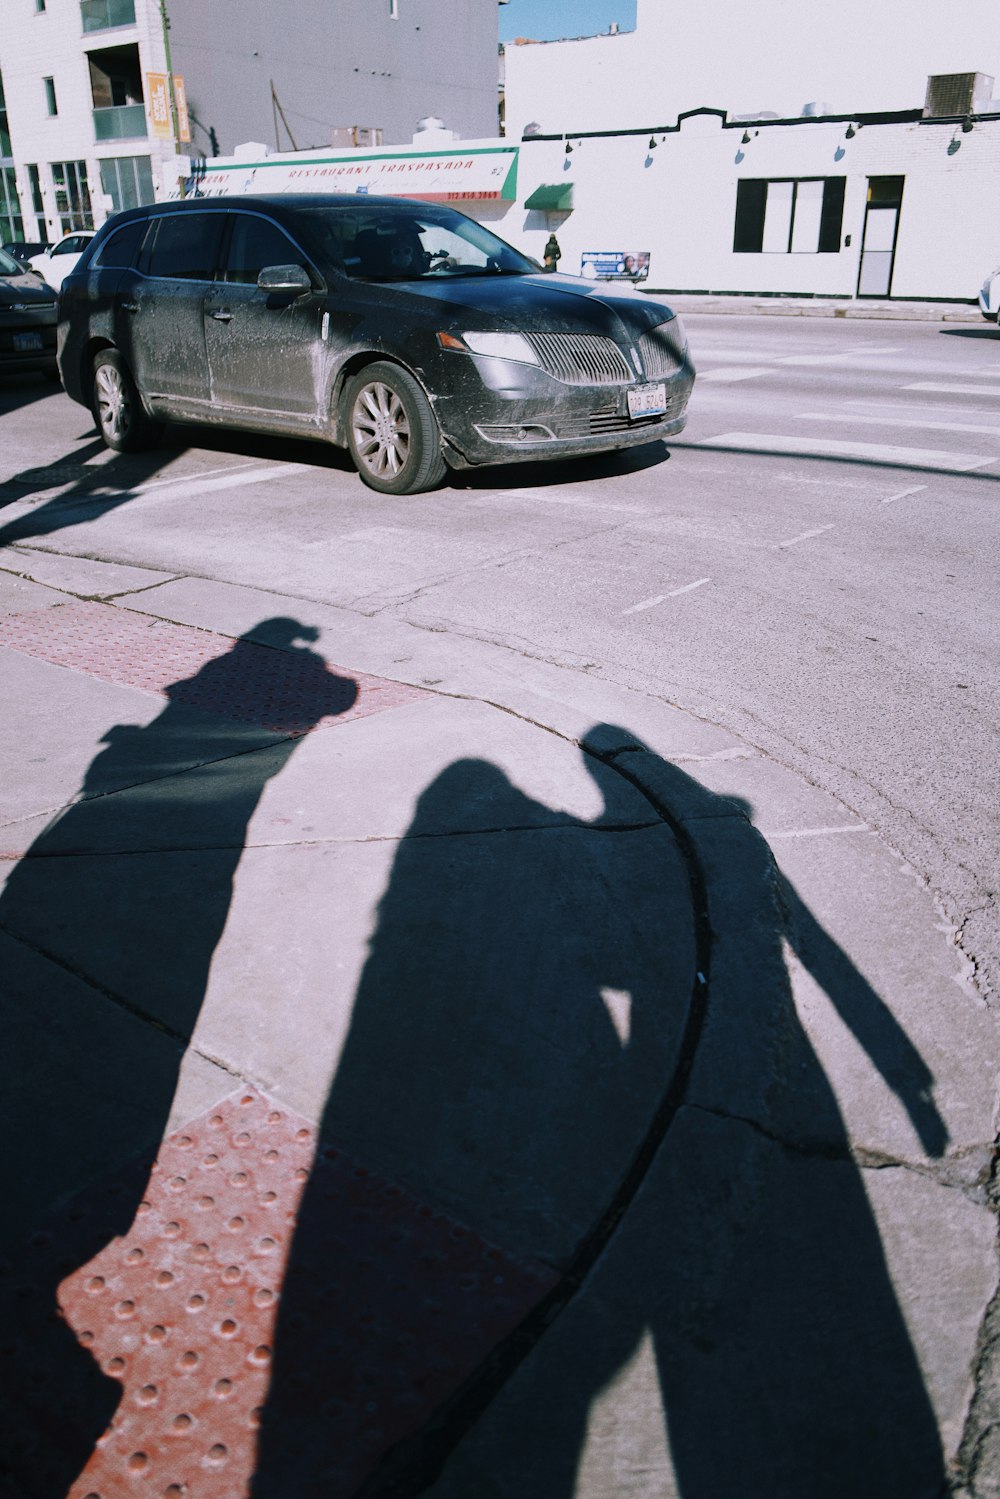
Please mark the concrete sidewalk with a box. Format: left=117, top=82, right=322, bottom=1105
left=0, top=551, right=996, bottom=1499
left=653, top=293, right=986, bottom=322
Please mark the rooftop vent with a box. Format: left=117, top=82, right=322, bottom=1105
left=924, top=72, right=994, bottom=117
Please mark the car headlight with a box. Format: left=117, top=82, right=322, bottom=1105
left=437, top=330, right=540, bottom=366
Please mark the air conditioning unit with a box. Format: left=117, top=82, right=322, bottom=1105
left=923, top=72, right=994, bottom=117
left=330, top=126, right=384, bottom=148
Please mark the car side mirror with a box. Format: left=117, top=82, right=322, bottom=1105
left=257, top=263, right=313, bottom=295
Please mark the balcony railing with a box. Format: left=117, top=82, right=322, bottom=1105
left=93, top=103, right=146, bottom=141
left=81, top=0, right=136, bottom=33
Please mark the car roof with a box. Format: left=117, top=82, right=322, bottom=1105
left=102, top=193, right=438, bottom=228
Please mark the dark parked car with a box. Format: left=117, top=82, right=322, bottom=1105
left=59, top=195, right=694, bottom=495
left=0, top=244, right=59, bottom=379
left=2, top=240, right=52, bottom=264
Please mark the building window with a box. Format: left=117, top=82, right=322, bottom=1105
left=51, top=160, right=93, bottom=232
left=734, top=177, right=845, bottom=254
left=99, top=154, right=154, bottom=211
left=0, top=73, right=11, bottom=158
left=0, top=166, right=24, bottom=242
left=81, top=0, right=137, bottom=32
left=44, top=77, right=58, bottom=115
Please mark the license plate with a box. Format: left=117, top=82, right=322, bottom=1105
left=627, top=381, right=667, bottom=419
left=13, top=332, right=44, bottom=352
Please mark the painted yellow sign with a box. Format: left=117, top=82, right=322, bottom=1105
left=146, top=73, right=191, bottom=143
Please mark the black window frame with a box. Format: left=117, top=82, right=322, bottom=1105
left=734, top=176, right=845, bottom=255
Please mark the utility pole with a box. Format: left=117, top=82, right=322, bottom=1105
left=157, top=0, right=186, bottom=197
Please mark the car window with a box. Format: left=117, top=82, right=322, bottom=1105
left=223, top=214, right=308, bottom=285
left=55, top=236, right=87, bottom=255
left=0, top=247, right=23, bottom=275
left=302, top=204, right=535, bottom=282
left=92, top=220, right=146, bottom=270
left=142, top=213, right=225, bottom=281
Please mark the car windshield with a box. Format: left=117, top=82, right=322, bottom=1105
left=298, top=203, right=539, bottom=282
left=0, top=247, right=27, bottom=277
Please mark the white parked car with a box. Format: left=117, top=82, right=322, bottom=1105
left=979, top=265, right=1000, bottom=325
left=29, top=231, right=95, bottom=291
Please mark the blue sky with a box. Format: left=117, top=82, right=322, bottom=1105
left=498, top=0, right=637, bottom=43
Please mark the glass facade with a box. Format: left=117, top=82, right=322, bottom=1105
left=99, top=154, right=154, bottom=211
left=0, top=166, right=24, bottom=241
left=52, top=161, right=93, bottom=232
left=94, top=103, right=147, bottom=140
left=81, top=0, right=137, bottom=31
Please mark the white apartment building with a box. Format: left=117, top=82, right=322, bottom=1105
left=0, top=0, right=501, bottom=245
left=0, top=0, right=183, bottom=243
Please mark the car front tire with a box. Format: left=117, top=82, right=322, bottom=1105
left=344, top=361, right=446, bottom=496
left=92, top=349, right=162, bottom=453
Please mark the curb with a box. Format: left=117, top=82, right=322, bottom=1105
left=655, top=295, right=984, bottom=322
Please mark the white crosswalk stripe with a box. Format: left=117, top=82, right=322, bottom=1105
left=700, top=431, right=997, bottom=471
left=796, top=411, right=1000, bottom=439
left=903, top=382, right=1000, bottom=396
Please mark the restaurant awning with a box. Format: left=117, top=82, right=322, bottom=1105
left=524, top=183, right=574, bottom=211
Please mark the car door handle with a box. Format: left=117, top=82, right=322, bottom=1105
left=209, top=309, right=232, bottom=322
left=119, top=300, right=139, bottom=313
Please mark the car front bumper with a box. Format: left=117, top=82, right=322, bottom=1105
left=428, top=347, right=695, bottom=469
left=0, top=311, right=58, bottom=375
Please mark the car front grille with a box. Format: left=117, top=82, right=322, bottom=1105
left=525, top=332, right=634, bottom=385
left=637, top=327, right=683, bottom=379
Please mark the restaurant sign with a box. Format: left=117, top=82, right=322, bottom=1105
left=183, top=147, right=519, bottom=203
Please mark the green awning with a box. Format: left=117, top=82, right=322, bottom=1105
left=524, top=183, right=574, bottom=211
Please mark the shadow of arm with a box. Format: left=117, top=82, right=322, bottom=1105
left=782, top=876, right=949, bottom=1158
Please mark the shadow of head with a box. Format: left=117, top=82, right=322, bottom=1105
left=244, top=616, right=321, bottom=649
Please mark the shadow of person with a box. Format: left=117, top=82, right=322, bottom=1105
left=0, top=441, right=174, bottom=547
left=400, top=730, right=950, bottom=1499
left=257, top=725, right=948, bottom=1499
left=251, top=748, right=696, bottom=1496
left=0, top=618, right=357, bottom=1497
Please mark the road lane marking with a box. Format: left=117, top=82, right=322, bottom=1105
left=622, top=577, right=711, bottom=614
left=776, top=524, right=835, bottom=549
left=768, top=824, right=871, bottom=840
left=129, top=463, right=305, bottom=500
left=135, top=460, right=270, bottom=490
left=881, top=485, right=927, bottom=504
left=487, top=489, right=646, bottom=513
left=697, top=367, right=773, bottom=382
left=700, top=431, right=997, bottom=471
left=796, top=412, right=1000, bottom=438
left=903, top=381, right=1000, bottom=396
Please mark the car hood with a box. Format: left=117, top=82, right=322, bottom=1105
left=0, top=271, right=57, bottom=305
left=375, top=272, right=676, bottom=338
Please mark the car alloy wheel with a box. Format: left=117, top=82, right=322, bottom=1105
left=92, top=350, right=161, bottom=453
left=345, top=361, right=446, bottom=496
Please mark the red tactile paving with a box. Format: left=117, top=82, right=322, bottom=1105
left=0, top=601, right=426, bottom=734
left=1, top=1090, right=558, bottom=1498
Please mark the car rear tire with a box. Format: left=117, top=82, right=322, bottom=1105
left=344, top=361, right=446, bottom=496
left=92, top=349, right=161, bottom=453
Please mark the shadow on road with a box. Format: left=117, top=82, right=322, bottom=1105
left=0, top=620, right=357, bottom=1496
left=250, top=729, right=948, bottom=1499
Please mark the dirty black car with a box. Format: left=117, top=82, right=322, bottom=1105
left=58, top=194, right=694, bottom=495
left=0, top=244, right=59, bottom=380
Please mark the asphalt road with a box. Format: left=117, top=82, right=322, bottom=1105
left=1, top=312, right=997, bottom=1001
